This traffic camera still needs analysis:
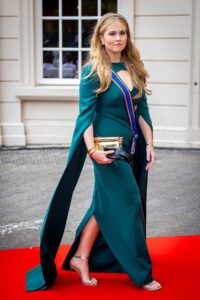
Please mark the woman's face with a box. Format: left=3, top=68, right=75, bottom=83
left=100, top=20, right=127, bottom=57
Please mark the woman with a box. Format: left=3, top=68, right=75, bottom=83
left=26, top=13, right=162, bottom=292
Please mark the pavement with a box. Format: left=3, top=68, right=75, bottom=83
left=0, top=146, right=200, bottom=250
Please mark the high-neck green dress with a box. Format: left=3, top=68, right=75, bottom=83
left=26, top=61, right=154, bottom=291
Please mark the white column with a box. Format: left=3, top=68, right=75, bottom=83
left=187, top=0, right=200, bottom=147
left=0, top=0, right=26, bottom=147
left=19, top=0, right=35, bottom=86
left=118, top=0, right=134, bottom=32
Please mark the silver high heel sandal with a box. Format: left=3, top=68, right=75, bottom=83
left=141, top=279, right=162, bottom=291
left=69, top=255, right=98, bottom=286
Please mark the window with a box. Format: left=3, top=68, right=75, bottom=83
left=38, top=0, right=117, bottom=83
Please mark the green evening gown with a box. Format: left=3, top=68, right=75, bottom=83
left=26, top=61, right=154, bottom=291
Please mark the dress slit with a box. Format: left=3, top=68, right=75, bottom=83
left=62, top=160, right=154, bottom=286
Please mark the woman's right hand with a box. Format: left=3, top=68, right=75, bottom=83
left=90, top=150, right=114, bottom=164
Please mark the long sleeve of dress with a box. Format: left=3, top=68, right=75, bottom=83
left=26, top=65, right=99, bottom=292
left=132, top=88, right=153, bottom=232
left=135, top=88, right=153, bottom=132
left=79, top=65, right=98, bottom=118
left=67, top=64, right=99, bottom=163
left=135, top=59, right=153, bottom=133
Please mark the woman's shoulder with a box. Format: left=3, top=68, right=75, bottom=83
left=81, top=62, right=94, bottom=77
left=80, top=63, right=99, bottom=86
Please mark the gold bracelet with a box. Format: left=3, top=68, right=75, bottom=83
left=87, top=146, right=96, bottom=156
left=87, top=145, right=95, bottom=153
left=88, top=148, right=96, bottom=157
left=146, top=143, right=154, bottom=148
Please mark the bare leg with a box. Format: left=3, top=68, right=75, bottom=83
left=70, top=215, right=100, bottom=281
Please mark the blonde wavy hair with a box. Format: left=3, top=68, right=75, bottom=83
left=83, top=13, right=152, bottom=99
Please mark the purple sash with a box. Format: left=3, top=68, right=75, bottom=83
left=111, top=70, right=139, bottom=154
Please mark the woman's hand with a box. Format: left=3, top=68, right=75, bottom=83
left=90, top=150, right=114, bottom=164
left=145, top=145, right=155, bottom=170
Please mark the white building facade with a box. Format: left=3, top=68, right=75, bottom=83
left=0, top=0, right=200, bottom=148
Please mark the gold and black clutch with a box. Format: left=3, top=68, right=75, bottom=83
left=93, top=136, right=124, bottom=151
left=93, top=136, right=132, bottom=163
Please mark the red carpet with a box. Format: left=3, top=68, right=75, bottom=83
left=0, top=235, right=199, bottom=300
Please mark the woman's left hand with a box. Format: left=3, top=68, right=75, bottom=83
left=145, top=145, right=155, bottom=170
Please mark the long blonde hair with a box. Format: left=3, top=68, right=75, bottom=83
left=83, top=13, right=152, bottom=99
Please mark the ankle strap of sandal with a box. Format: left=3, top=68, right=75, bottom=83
left=74, top=255, right=89, bottom=259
